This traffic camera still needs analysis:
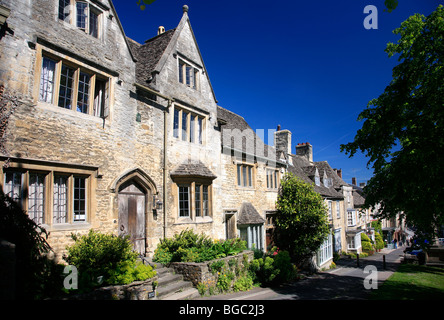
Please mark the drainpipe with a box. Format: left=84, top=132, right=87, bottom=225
left=133, top=83, right=173, bottom=240
left=163, top=99, right=171, bottom=240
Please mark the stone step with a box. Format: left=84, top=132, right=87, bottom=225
left=156, top=278, right=195, bottom=300
left=158, top=272, right=183, bottom=287
left=161, top=287, right=200, bottom=300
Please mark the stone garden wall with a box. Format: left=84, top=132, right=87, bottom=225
left=170, top=250, right=254, bottom=290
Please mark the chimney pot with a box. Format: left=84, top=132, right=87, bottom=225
left=352, top=177, right=357, bottom=186
left=277, top=124, right=281, bottom=131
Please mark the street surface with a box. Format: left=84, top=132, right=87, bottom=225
left=196, top=246, right=405, bottom=300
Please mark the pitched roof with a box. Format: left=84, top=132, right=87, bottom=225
left=314, top=161, right=348, bottom=189
left=237, top=202, right=266, bottom=225
left=217, top=106, right=279, bottom=162
left=127, top=29, right=176, bottom=86
left=170, top=160, right=217, bottom=180
left=130, top=8, right=218, bottom=103
left=288, top=155, right=344, bottom=199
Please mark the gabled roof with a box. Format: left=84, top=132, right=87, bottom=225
left=314, top=161, right=349, bottom=189
left=129, top=6, right=218, bottom=103
left=127, top=29, right=176, bottom=85
left=288, top=155, right=344, bottom=200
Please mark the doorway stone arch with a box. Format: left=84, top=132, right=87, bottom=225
left=111, top=168, right=158, bottom=255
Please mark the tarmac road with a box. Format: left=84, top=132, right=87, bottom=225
left=196, top=246, right=405, bottom=300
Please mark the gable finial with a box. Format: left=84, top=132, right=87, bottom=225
left=183, top=5, right=189, bottom=13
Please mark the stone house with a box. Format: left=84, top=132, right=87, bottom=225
left=273, top=130, right=346, bottom=268
left=0, top=0, right=375, bottom=268
left=217, top=106, right=286, bottom=252
left=0, top=0, right=282, bottom=260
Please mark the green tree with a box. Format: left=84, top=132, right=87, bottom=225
left=273, top=173, right=330, bottom=266
left=341, top=5, right=444, bottom=238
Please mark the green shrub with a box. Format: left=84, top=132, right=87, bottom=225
left=153, top=229, right=246, bottom=264
left=0, top=191, right=59, bottom=299
left=375, top=232, right=384, bottom=249
left=273, top=250, right=296, bottom=283
left=249, top=250, right=297, bottom=286
left=233, top=275, right=253, bottom=292
left=64, top=229, right=156, bottom=290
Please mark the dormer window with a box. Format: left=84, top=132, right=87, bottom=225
left=58, top=0, right=102, bottom=39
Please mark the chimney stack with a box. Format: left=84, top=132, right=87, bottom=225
left=296, top=142, right=313, bottom=163
left=158, top=26, right=165, bottom=35
left=335, top=169, right=342, bottom=179
left=352, top=177, right=357, bottom=186
left=274, top=129, right=291, bottom=156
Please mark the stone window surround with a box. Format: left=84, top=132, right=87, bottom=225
left=176, top=54, right=201, bottom=90
left=34, top=43, right=112, bottom=120
left=265, top=168, right=279, bottom=190
left=0, top=156, right=98, bottom=232
left=172, top=103, right=206, bottom=145
left=56, top=0, right=104, bottom=40
left=235, top=161, right=256, bottom=190
left=172, top=177, right=213, bottom=225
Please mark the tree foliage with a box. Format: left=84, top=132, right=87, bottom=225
left=273, top=173, right=330, bottom=265
left=341, top=6, right=444, bottom=237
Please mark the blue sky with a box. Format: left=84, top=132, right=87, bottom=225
left=112, top=0, right=441, bottom=185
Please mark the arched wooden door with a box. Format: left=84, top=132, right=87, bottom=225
left=118, top=181, right=147, bottom=255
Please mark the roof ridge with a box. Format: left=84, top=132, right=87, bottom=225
left=217, top=105, right=246, bottom=121
left=143, top=28, right=176, bottom=45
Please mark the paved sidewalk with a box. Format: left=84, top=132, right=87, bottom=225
left=195, top=246, right=405, bottom=300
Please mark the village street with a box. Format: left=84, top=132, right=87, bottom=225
left=196, top=246, right=405, bottom=300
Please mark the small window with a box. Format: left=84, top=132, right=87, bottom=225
left=172, top=106, right=204, bottom=144
left=315, top=175, right=320, bottom=186
left=58, top=0, right=71, bottom=22
left=336, top=200, right=340, bottom=219
left=77, top=71, right=91, bottom=114
left=181, top=111, right=188, bottom=141
left=76, top=2, right=88, bottom=31
left=4, top=171, right=23, bottom=203
left=195, top=184, right=201, bottom=217
left=179, top=185, right=190, bottom=217
left=59, top=1, right=101, bottom=39
left=178, top=59, right=199, bottom=90
left=28, top=173, right=46, bottom=225
left=173, top=108, right=180, bottom=138
left=53, top=175, right=68, bottom=224
left=73, top=176, right=87, bottom=222
left=39, top=57, right=57, bottom=104
left=89, top=8, right=99, bottom=38
left=266, top=169, right=279, bottom=189
left=237, top=164, right=253, bottom=188
left=58, top=64, right=75, bottom=109
left=202, top=185, right=209, bottom=217
left=328, top=201, right=332, bottom=220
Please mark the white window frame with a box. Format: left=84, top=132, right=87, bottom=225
left=318, top=233, right=333, bottom=265
left=336, top=200, right=340, bottom=219
left=328, top=200, right=332, bottom=220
